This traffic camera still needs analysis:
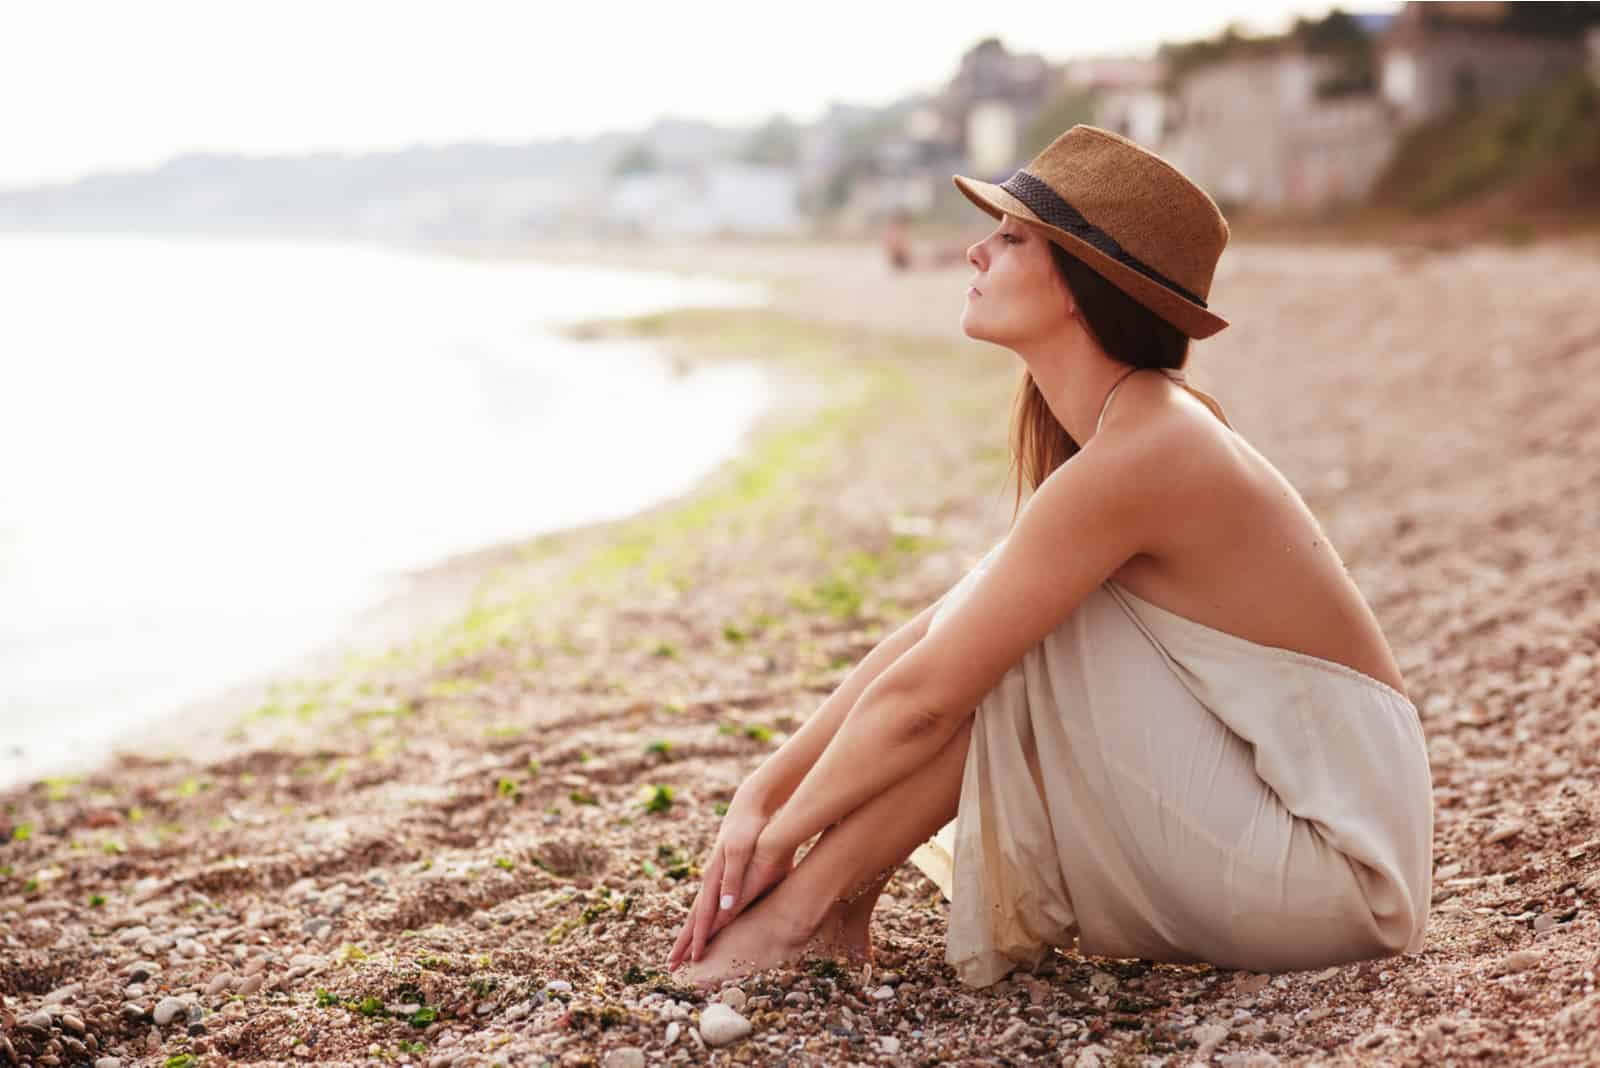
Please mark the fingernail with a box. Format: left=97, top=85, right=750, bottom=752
left=720, top=894, right=734, bottom=910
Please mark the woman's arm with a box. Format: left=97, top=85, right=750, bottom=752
left=733, top=593, right=947, bottom=816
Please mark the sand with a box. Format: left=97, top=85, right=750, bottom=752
left=2, top=229, right=1598, bottom=1067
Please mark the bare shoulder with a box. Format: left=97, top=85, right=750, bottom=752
left=1079, top=380, right=1241, bottom=517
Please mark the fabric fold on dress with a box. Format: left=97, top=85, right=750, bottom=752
left=908, top=540, right=1434, bottom=989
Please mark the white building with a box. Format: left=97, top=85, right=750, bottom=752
left=608, top=162, right=803, bottom=238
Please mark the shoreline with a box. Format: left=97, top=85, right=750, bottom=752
left=21, top=299, right=805, bottom=794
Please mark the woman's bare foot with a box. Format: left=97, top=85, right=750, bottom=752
left=670, top=891, right=870, bottom=990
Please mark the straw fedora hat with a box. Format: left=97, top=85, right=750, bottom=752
left=953, top=124, right=1230, bottom=339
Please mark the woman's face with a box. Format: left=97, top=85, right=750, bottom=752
left=960, top=213, right=1075, bottom=347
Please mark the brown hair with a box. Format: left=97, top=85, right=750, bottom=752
left=1006, top=242, right=1192, bottom=527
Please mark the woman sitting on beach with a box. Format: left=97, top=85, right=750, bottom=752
left=665, top=125, right=1434, bottom=989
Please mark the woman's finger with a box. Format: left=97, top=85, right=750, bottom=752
left=671, top=870, right=714, bottom=969
left=717, top=843, right=750, bottom=925
left=690, top=848, right=727, bottom=962
left=667, top=901, right=695, bottom=969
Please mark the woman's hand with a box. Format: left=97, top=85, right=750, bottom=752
left=666, top=794, right=795, bottom=969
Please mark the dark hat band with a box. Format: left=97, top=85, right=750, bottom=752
left=999, top=170, right=1209, bottom=309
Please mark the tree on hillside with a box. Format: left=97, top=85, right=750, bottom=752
left=612, top=143, right=660, bottom=177
left=740, top=116, right=802, bottom=167
left=1020, top=87, right=1098, bottom=160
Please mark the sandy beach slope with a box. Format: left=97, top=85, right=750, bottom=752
left=2, top=232, right=1598, bottom=1066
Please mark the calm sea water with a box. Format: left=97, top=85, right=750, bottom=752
left=0, top=232, right=774, bottom=787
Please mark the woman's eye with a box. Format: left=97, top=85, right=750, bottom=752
left=1001, top=234, right=1019, bottom=244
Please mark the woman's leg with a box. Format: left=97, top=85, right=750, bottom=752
left=674, top=714, right=973, bottom=984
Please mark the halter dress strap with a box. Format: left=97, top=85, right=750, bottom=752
left=1097, top=367, right=1235, bottom=436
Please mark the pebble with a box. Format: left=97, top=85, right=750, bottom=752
left=1075, top=1045, right=1113, bottom=1068
left=717, top=986, right=747, bottom=1010
left=1088, top=970, right=1118, bottom=995
left=153, top=997, right=188, bottom=1026
left=22, top=1011, right=52, bottom=1032
left=1219, top=1054, right=1280, bottom=1068
left=1190, top=1022, right=1229, bottom=1058
left=41, top=984, right=80, bottom=1005
left=206, top=972, right=234, bottom=996
left=1503, top=948, right=1541, bottom=973
left=95, top=1059, right=122, bottom=1068
left=127, top=961, right=160, bottom=982
left=878, top=1035, right=902, bottom=1054
left=602, top=1048, right=645, bottom=1068
left=664, top=1020, right=680, bottom=1046
left=237, top=974, right=264, bottom=997
left=59, top=1013, right=85, bottom=1034
left=697, top=1002, right=753, bottom=1047
left=871, top=984, right=896, bottom=1001
left=997, top=1019, right=1026, bottom=1043
left=545, top=979, right=572, bottom=992
left=121, top=1003, right=147, bottom=1023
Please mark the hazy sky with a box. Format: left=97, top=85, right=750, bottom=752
left=1, top=0, right=1395, bottom=192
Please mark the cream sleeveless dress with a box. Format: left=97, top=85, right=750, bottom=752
left=906, top=369, right=1434, bottom=988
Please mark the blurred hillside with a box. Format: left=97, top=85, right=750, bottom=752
left=3, top=2, right=1599, bottom=246
left=1370, top=70, right=1600, bottom=220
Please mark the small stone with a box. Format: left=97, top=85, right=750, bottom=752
left=665, top=1020, right=681, bottom=1046
left=545, top=979, right=572, bottom=992
left=1533, top=913, right=1557, bottom=933
left=1503, top=948, right=1541, bottom=973
left=22, top=1011, right=52, bottom=1032
left=42, top=984, right=80, bottom=1005
left=95, top=1059, right=122, bottom=1068
left=602, top=1048, right=645, bottom=1068
left=127, top=962, right=160, bottom=982
left=871, top=984, right=896, bottom=1001
left=1219, top=1054, right=1280, bottom=1068
left=997, top=1019, right=1025, bottom=1043
left=153, top=997, right=188, bottom=1026
left=878, top=1035, right=902, bottom=1054
left=1485, top=820, right=1524, bottom=845
left=59, top=1013, right=85, bottom=1034
left=1088, top=970, right=1118, bottom=995
left=698, top=1002, right=753, bottom=1047
left=236, top=974, right=264, bottom=997
left=121, top=1002, right=148, bottom=1022
left=1235, top=972, right=1271, bottom=995
left=1190, top=1022, right=1229, bottom=1058
left=718, top=987, right=747, bottom=1011
left=206, top=972, right=234, bottom=996
left=1075, top=1045, right=1113, bottom=1068
left=783, top=992, right=808, bottom=1008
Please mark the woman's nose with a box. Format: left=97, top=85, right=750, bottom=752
left=967, top=242, right=984, bottom=269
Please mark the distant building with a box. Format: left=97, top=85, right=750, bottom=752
left=1163, top=48, right=1397, bottom=211
left=1379, top=1, right=1589, bottom=126
left=942, top=38, right=1062, bottom=178
left=607, top=162, right=803, bottom=237
left=1063, top=56, right=1170, bottom=149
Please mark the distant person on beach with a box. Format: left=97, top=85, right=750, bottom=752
left=882, top=207, right=976, bottom=272
left=882, top=208, right=913, bottom=271
left=667, top=126, right=1432, bottom=989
